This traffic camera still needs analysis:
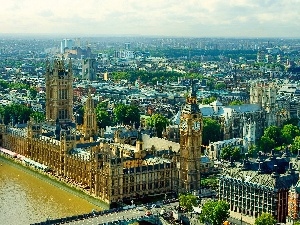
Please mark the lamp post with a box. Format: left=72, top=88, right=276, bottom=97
left=241, top=211, right=243, bottom=225
left=240, top=180, right=244, bottom=225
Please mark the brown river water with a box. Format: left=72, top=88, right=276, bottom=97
left=0, top=158, right=101, bottom=225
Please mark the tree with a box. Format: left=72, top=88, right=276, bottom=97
left=113, top=103, right=140, bottom=126
left=220, top=146, right=241, bottom=161
left=201, top=96, right=217, bottom=105
left=258, top=136, right=276, bottom=153
left=146, top=113, right=169, bottom=138
left=263, top=125, right=282, bottom=146
left=291, top=136, right=300, bottom=154
left=247, top=144, right=258, bottom=157
left=30, top=111, right=45, bottom=123
left=202, top=118, right=221, bottom=146
left=229, top=100, right=243, bottom=105
left=201, top=175, right=219, bottom=189
left=281, top=124, right=300, bottom=145
left=111, top=71, right=130, bottom=81
left=215, top=83, right=226, bottom=90
left=178, top=193, right=198, bottom=212
left=283, top=118, right=299, bottom=126
left=199, top=200, right=230, bottom=225
left=254, top=213, right=276, bottom=225
left=0, top=103, right=32, bottom=124
left=95, top=102, right=112, bottom=128
left=28, top=87, right=38, bottom=99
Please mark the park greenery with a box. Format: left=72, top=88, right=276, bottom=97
left=254, top=213, right=277, bottom=225
left=0, top=101, right=141, bottom=129
left=258, top=124, right=300, bottom=153
left=220, top=146, right=241, bottom=161
left=146, top=114, right=169, bottom=138
left=95, top=102, right=141, bottom=128
left=113, top=103, right=140, bottom=126
left=30, top=111, right=46, bottom=123
left=178, top=193, right=198, bottom=212
left=112, top=71, right=183, bottom=84
left=229, top=99, right=244, bottom=105
left=214, top=82, right=226, bottom=90
left=95, top=101, right=112, bottom=128
left=0, top=103, right=44, bottom=124
left=200, top=175, right=219, bottom=189
left=202, top=117, right=222, bottom=146
left=111, top=70, right=216, bottom=89
left=199, top=200, right=230, bottom=225
left=0, top=79, right=37, bottom=99
left=201, top=96, right=217, bottom=105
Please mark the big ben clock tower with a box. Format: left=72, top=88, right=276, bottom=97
left=179, top=81, right=203, bottom=193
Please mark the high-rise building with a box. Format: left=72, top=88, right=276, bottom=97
left=60, top=39, right=74, bottom=53
left=125, top=42, right=130, bottom=50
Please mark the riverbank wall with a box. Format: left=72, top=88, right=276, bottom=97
left=0, top=154, right=109, bottom=210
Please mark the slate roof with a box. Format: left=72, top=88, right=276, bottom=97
left=221, top=151, right=299, bottom=190
left=222, top=167, right=298, bottom=190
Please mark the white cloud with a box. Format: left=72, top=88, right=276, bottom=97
left=0, top=0, right=300, bottom=37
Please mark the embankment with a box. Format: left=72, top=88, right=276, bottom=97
left=0, top=155, right=109, bottom=210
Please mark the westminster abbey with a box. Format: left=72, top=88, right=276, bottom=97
left=0, top=59, right=203, bottom=205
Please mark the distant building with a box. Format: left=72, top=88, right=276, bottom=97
left=257, top=50, right=265, bottom=63
left=0, top=60, right=204, bottom=206
left=125, top=42, right=131, bottom=50
left=250, top=81, right=289, bottom=127
left=82, top=58, right=97, bottom=81
left=60, top=39, right=74, bottom=53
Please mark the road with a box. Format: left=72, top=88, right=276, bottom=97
left=65, top=202, right=178, bottom=225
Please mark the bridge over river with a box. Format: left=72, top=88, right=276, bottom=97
left=32, top=207, right=163, bottom=225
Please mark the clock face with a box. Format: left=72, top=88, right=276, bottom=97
left=193, top=121, right=201, bottom=131
left=180, top=120, right=187, bottom=131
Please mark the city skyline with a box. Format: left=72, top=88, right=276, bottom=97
left=1, top=0, right=300, bottom=38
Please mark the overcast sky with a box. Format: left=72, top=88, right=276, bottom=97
left=1, top=0, right=300, bottom=38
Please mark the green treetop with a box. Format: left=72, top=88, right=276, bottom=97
left=254, top=213, right=277, bottom=225
left=146, top=113, right=169, bottom=138
left=199, top=200, right=230, bottom=225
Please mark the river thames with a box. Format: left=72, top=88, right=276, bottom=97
left=0, top=158, right=101, bottom=225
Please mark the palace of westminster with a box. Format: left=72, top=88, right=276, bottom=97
left=4, top=59, right=300, bottom=223
left=0, top=59, right=203, bottom=205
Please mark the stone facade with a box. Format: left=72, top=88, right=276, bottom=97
left=200, top=101, right=265, bottom=148
left=0, top=60, right=201, bottom=206
left=82, top=58, right=97, bottom=81
left=206, top=138, right=243, bottom=160
left=179, top=82, right=203, bottom=193
left=45, top=59, right=73, bottom=124
left=219, top=150, right=299, bottom=223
